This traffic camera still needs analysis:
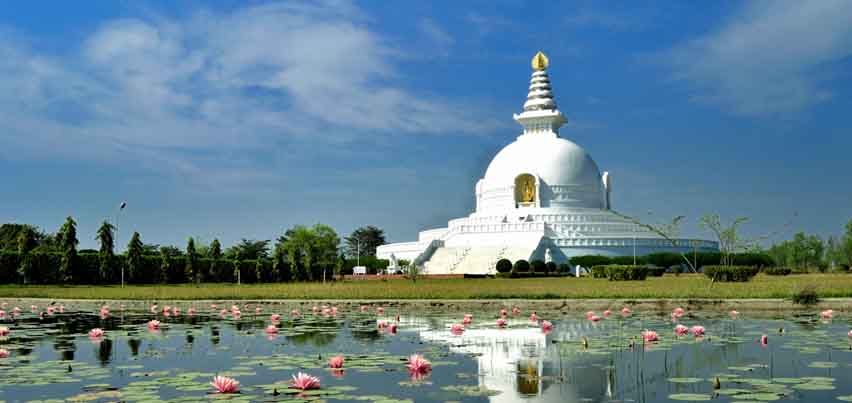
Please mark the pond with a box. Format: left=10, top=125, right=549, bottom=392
left=0, top=302, right=849, bottom=403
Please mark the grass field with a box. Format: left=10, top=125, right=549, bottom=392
left=1, top=274, right=851, bottom=300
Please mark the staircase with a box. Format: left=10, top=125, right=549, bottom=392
left=425, top=245, right=535, bottom=275
left=423, top=247, right=469, bottom=275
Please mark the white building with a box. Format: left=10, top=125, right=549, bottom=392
left=378, top=52, right=717, bottom=274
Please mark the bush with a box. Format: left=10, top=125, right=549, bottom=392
left=531, top=260, right=547, bottom=273
left=513, top=260, right=530, bottom=273
left=590, top=265, right=608, bottom=278
left=569, top=255, right=611, bottom=268
left=558, top=263, right=572, bottom=274
left=763, top=267, right=792, bottom=276
left=792, top=286, right=820, bottom=305
left=731, top=252, right=774, bottom=268
left=546, top=261, right=557, bottom=274
left=495, top=259, right=512, bottom=273
left=647, top=267, right=666, bottom=277
left=603, top=265, right=648, bottom=281
left=703, top=265, right=759, bottom=282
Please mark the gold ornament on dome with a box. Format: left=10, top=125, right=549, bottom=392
left=531, top=51, right=549, bottom=71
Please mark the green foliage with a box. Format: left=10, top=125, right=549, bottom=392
left=225, top=239, right=270, bottom=260
left=513, top=259, right=530, bottom=273
left=768, top=232, right=825, bottom=270
left=280, top=224, right=340, bottom=281
left=610, top=255, right=646, bottom=265
left=208, top=239, right=222, bottom=259
left=645, top=252, right=682, bottom=268
left=569, top=255, right=611, bottom=267
left=647, top=267, right=666, bottom=277
left=590, top=265, right=607, bottom=278
left=703, top=265, right=759, bottom=282
left=126, top=232, right=144, bottom=282
left=344, top=225, right=386, bottom=258
left=546, top=261, right=557, bottom=274
left=602, top=265, right=648, bottom=281
left=530, top=260, right=547, bottom=273
left=58, top=216, right=78, bottom=283
left=700, top=214, right=754, bottom=267
left=96, top=221, right=115, bottom=284
left=0, top=250, right=21, bottom=283
left=495, top=259, right=512, bottom=273
left=558, top=263, right=572, bottom=274
left=185, top=237, right=198, bottom=284
left=792, top=286, right=820, bottom=305
left=764, top=267, right=792, bottom=276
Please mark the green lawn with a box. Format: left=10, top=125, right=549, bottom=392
left=1, top=274, right=850, bottom=300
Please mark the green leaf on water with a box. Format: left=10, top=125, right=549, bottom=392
left=668, top=393, right=712, bottom=401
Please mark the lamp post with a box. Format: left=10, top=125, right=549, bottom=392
left=116, top=201, right=127, bottom=288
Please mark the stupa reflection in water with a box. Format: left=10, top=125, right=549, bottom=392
left=418, top=319, right=613, bottom=403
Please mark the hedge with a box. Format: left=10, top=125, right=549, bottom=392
left=647, top=267, right=666, bottom=277
left=531, top=260, right=547, bottom=273
left=495, top=259, right=512, bottom=273
left=590, top=265, right=608, bottom=279
left=763, top=267, right=792, bottom=276
left=513, top=260, right=530, bottom=273
left=603, top=265, right=648, bottom=281
left=703, top=265, right=759, bottom=282
left=569, top=252, right=775, bottom=269
left=558, top=263, right=572, bottom=274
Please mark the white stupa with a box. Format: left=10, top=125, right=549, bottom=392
left=378, top=52, right=717, bottom=274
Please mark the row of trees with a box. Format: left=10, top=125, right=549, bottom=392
left=767, top=220, right=852, bottom=271
left=1, top=219, right=390, bottom=285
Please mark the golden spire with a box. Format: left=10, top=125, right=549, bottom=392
left=531, top=51, right=549, bottom=71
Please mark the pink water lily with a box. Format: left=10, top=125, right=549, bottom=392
left=760, top=334, right=768, bottom=346
left=642, top=330, right=659, bottom=343
left=820, top=309, right=833, bottom=319
left=291, top=309, right=301, bottom=317
left=360, top=305, right=369, bottom=312
left=0, top=349, right=9, bottom=358
left=377, top=320, right=388, bottom=329
left=59, top=304, right=65, bottom=313
left=589, top=315, right=601, bottom=322
left=270, top=314, right=281, bottom=322
left=187, top=308, right=196, bottom=316
left=585, top=311, right=596, bottom=319
left=388, top=323, right=398, bottom=334
left=47, top=306, right=56, bottom=316
left=690, top=325, right=705, bottom=337
left=529, top=312, right=539, bottom=322
left=0, top=310, right=6, bottom=319
left=255, top=307, right=263, bottom=314
left=496, top=318, right=507, bottom=328
left=0, top=326, right=9, bottom=336
left=329, top=355, right=344, bottom=369
left=30, top=305, right=38, bottom=313
left=12, top=307, right=20, bottom=316
left=211, top=375, right=240, bottom=393
left=621, top=307, right=632, bottom=316
left=150, top=304, right=158, bottom=314
left=729, top=310, right=739, bottom=318
left=672, top=307, right=685, bottom=318
left=376, top=307, right=385, bottom=314
left=462, top=314, right=473, bottom=325
left=541, top=321, right=553, bottom=332
left=88, top=328, right=104, bottom=338
left=512, top=307, right=521, bottom=316
left=406, top=354, right=432, bottom=375
left=500, top=308, right=508, bottom=317
left=603, top=310, right=611, bottom=317
left=451, top=323, right=465, bottom=335
left=147, top=320, right=160, bottom=330
left=265, top=325, right=278, bottom=334
left=290, top=372, right=321, bottom=390
left=675, top=324, right=689, bottom=336
left=848, top=330, right=852, bottom=338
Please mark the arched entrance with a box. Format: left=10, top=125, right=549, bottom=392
left=514, top=173, right=537, bottom=208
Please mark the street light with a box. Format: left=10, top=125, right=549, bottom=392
left=116, top=201, right=127, bottom=288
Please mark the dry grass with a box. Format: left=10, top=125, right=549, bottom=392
left=1, top=274, right=851, bottom=300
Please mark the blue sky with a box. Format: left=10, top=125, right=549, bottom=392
left=2, top=0, right=851, bottom=250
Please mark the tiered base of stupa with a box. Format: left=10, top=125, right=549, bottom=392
left=377, top=208, right=717, bottom=275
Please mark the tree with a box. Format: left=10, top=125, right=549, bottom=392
left=225, top=239, right=270, bottom=260
left=58, top=216, right=78, bottom=283
left=208, top=239, right=222, bottom=259
left=96, top=221, right=116, bottom=284
left=271, top=241, right=287, bottom=282
left=842, top=219, right=852, bottom=269
left=158, top=246, right=182, bottom=256
left=186, top=237, right=198, bottom=284
left=159, top=249, right=170, bottom=284
left=699, top=214, right=753, bottom=267
left=126, top=232, right=144, bottom=283
left=280, top=224, right=340, bottom=281
left=16, top=226, right=37, bottom=284
left=344, top=226, right=385, bottom=258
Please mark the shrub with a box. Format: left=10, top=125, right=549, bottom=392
left=603, top=265, right=648, bottom=281
left=495, top=259, right=512, bottom=273
left=545, top=261, right=557, bottom=274
left=763, top=267, right=792, bottom=276
left=731, top=252, right=774, bottom=268
left=531, top=260, right=547, bottom=273
left=647, top=267, right=666, bottom=277
left=590, top=265, right=608, bottom=278
left=792, top=286, right=820, bottom=305
left=703, top=265, right=759, bottom=282
left=558, top=263, right=572, bottom=274
left=513, top=259, right=530, bottom=273
left=569, top=255, right=611, bottom=268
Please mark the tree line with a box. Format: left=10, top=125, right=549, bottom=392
left=767, top=219, right=852, bottom=272
left=0, top=219, right=389, bottom=285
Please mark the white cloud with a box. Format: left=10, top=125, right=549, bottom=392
left=0, top=1, right=502, bottom=183
left=419, top=18, right=454, bottom=51
left=664, top=0, right=852, bottom=116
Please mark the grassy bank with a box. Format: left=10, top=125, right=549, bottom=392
left=1, top=274, right=851, bottom=300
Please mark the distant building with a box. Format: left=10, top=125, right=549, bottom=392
left=378, top=52, right=717, bottom=274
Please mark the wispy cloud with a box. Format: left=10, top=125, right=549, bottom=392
left=419, top=18, right=454, bottom=52
left=0, top=1, right=502, bottom=184
left=564, top=10, right=643, bottom=31
left=663, top=0, right=852, bottom=116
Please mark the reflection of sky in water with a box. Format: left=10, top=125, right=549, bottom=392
left=0, top=307, right=850, bottom=403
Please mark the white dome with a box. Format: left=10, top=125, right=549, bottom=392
left=479, top=132, right=604, bottom=211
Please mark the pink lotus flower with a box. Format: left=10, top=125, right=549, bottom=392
left=388, top=323, right=398, bottom=334
left=729, top=310, right=739, bottom=318
left=12, top=307, right=20, bottom=316
left=270, top=314, right=282, bottom=322
left=312, top=306, right=320, bottom=313
left=462, top=314, right=473, bottom=325
left=603, top=310, right=611, bottom=317
left=172, top=307, right=180, bottom=315
left=0, top=310, right=5, bottom=319
left=672, top=307, right=685, bottom=318
left=848, top=330, right=852, bottom=338
left=541, top=321, right=553, bottom=332
left=265, top=325, right=278, bottom=334
left=451, top=323, right=465, bottom=335
left=255, top=307, right=263, bottom=314
left=642, top=330, right=659, bottom=343
left=496, top=318, right=507, bottom=328
left=329, top=355, right=344, bottom=369
left=690, top=325, right=705, bottom=337
left=59, top=305, right=65, bottom=313
left=377, top=320, right=388, bottom=329
left=30, top=305, right=38, bottom=313
left=621, top=307, right=632, bottom=316
left=760, top=334, right=768, bottom=346
left=210, top=303, right=217, bottom=310
left=820, top=309, right=833, bottom=319
left=147, top=320, right=160, bottom=330
left=500, top=308, right=508, bottom=317
left=291, top=309, right=300, bottom=317
left=360, top=305, right=369, bottom=312
left=187, top=308, right=196, bottom=316
left=211, top=376, right=240, bottom=393
left=219, top=309, right=228, bottom=318
left=377, top=307, right=385, bottom=314
left=674, top=324, right=689, bottom=336
left=512, top=307, right=520, bottom=316
left=331, top=306, right=339, bottom=315
left=406, top=354, right=432, bottom=375
left=290, top=372, right=321, bottom=390
left=529, top=312, right=539, bottom=322
left=322, top=308, right=331, bottom=316
left=88, top=328, right=104, bottom=338
left=47, top=306, right=56, bottom=316
left=0, top=326, right=9, bottom=336
left=232, top=310, right=242, bottom=319
left=589, top=315, right=601, bottom=322
left=0, top=349, right=8, bottom=358
left=585, top=311, right=595, bottom=319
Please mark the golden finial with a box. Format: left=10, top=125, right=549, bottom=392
left=531, top=51, right=549, bottom=71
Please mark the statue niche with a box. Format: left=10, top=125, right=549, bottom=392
left=514, top=173, right=537, bottom=207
